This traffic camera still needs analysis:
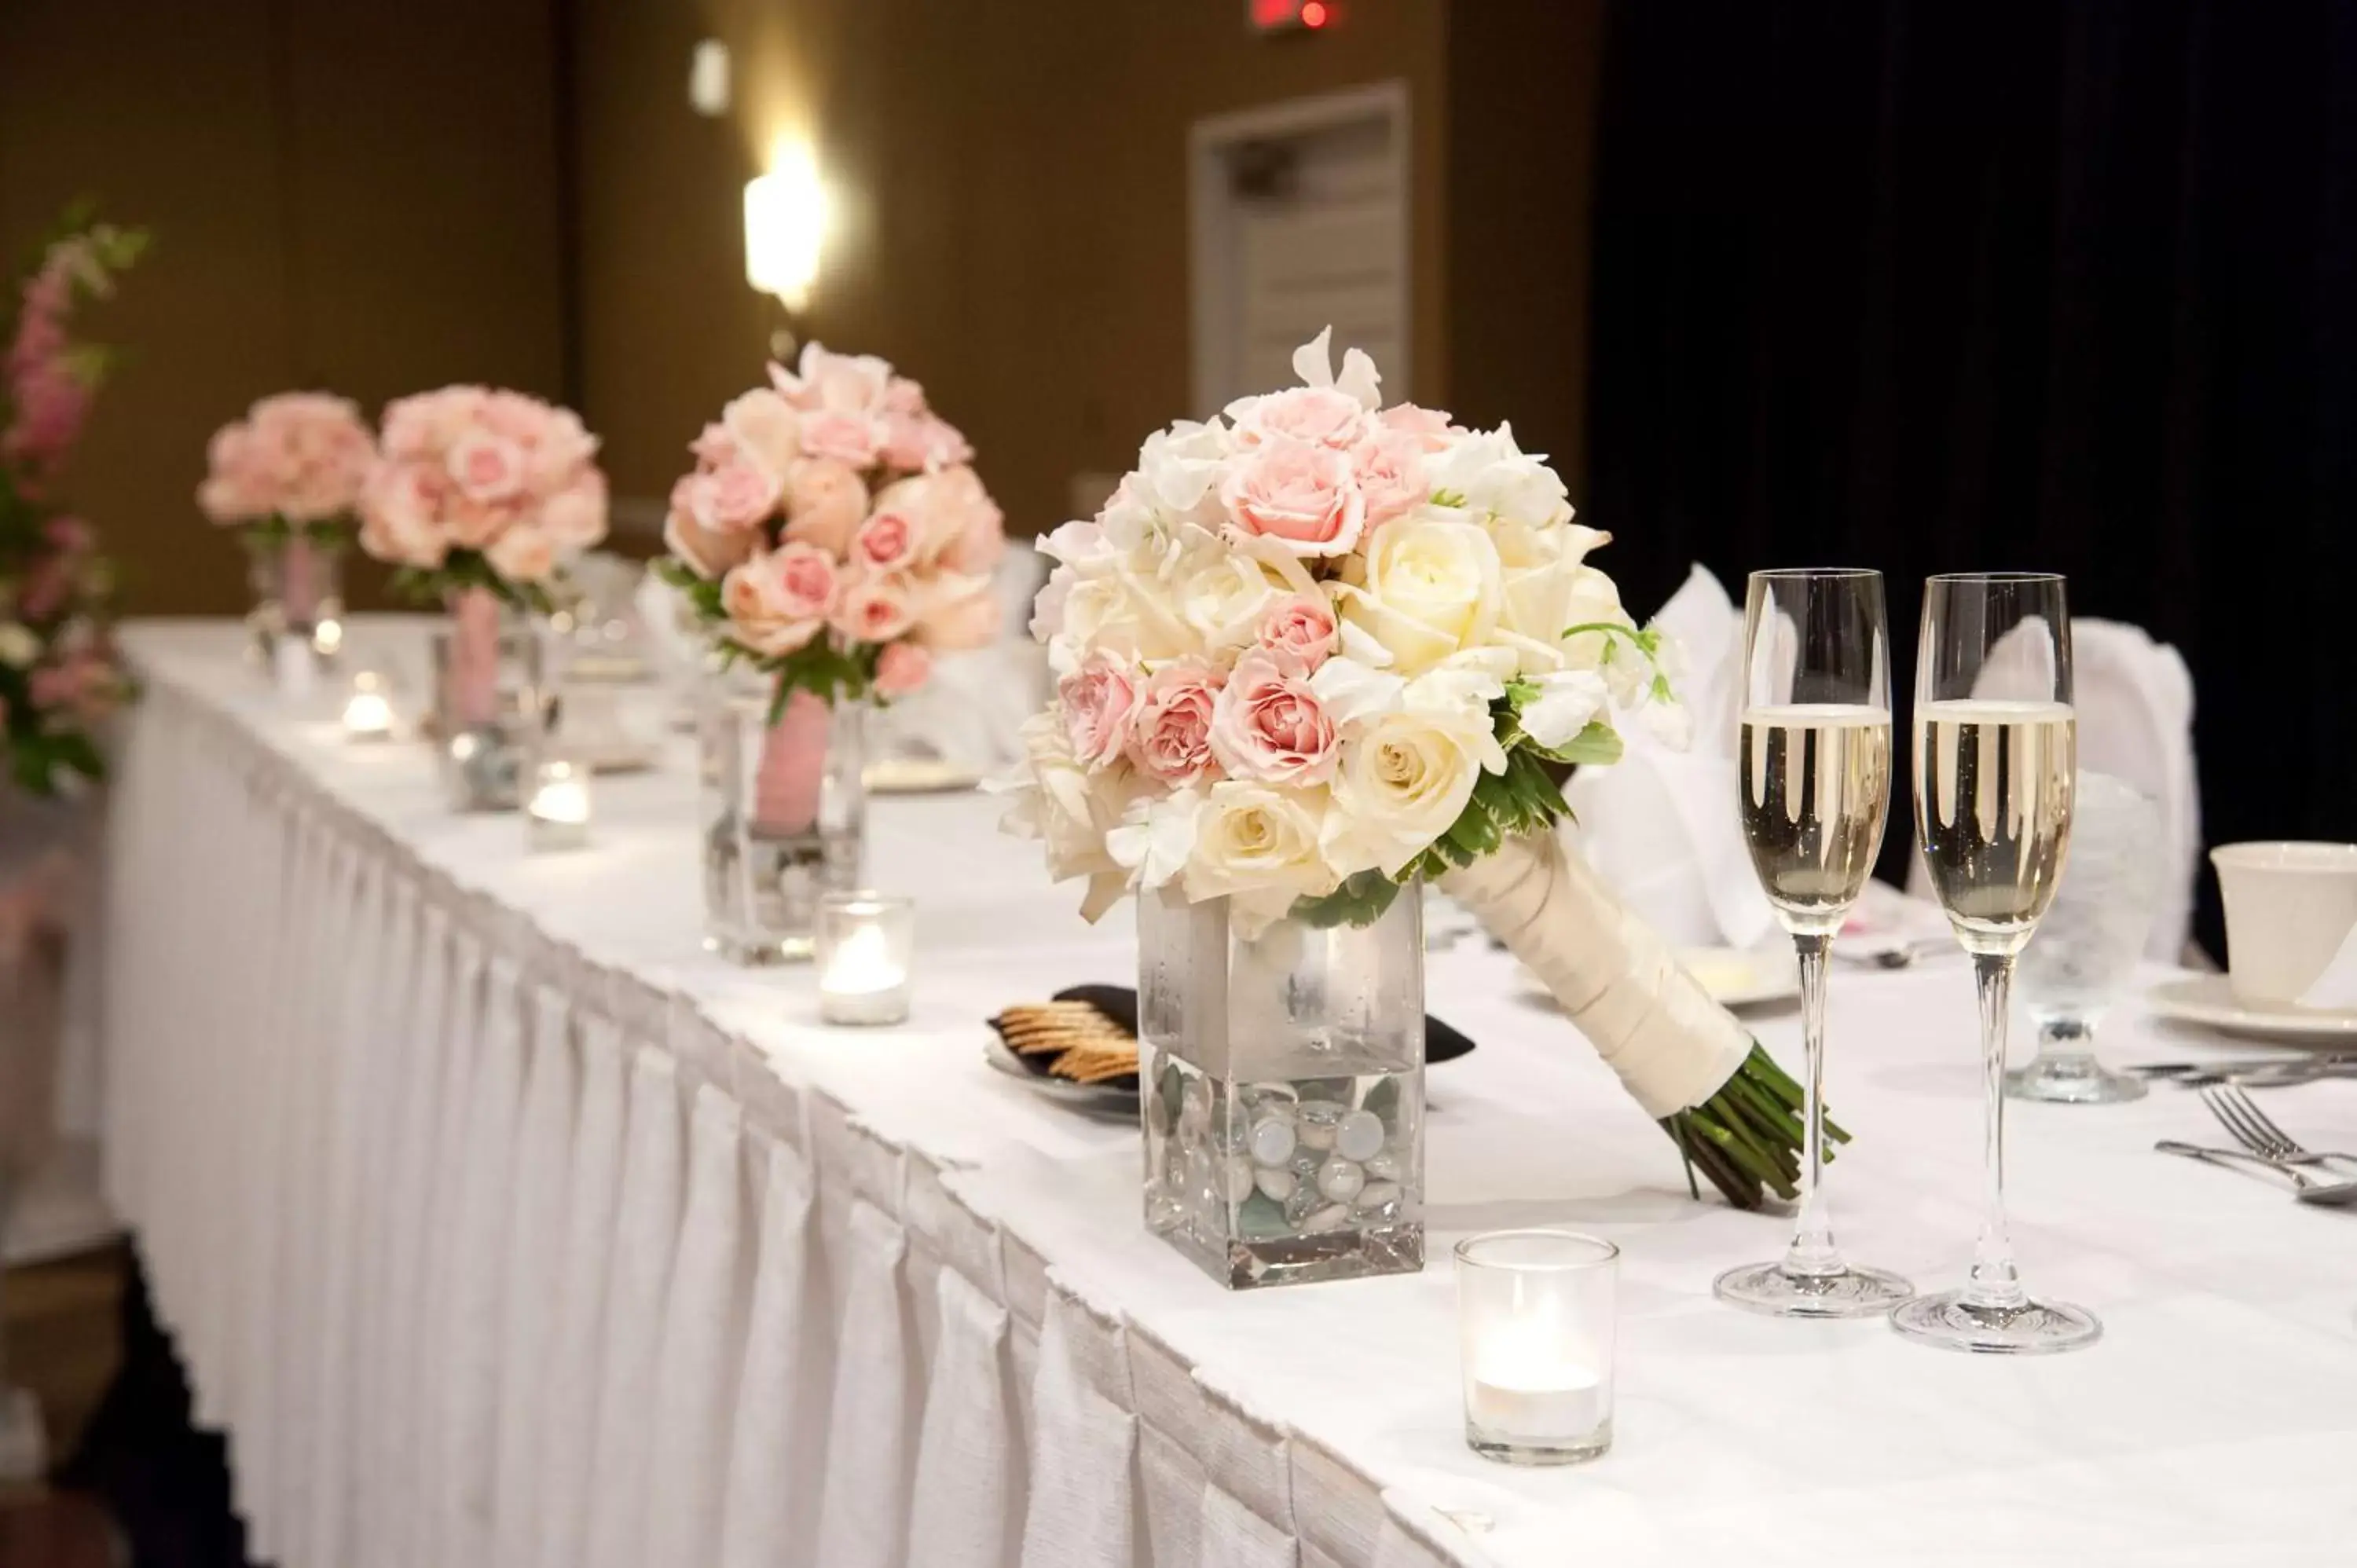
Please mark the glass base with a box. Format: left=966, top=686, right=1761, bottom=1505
left=2006, top=1052, right=2147, bottom=1105
left=1467, top=1418, right=1611, bottom=1467
left=1713, top=1259, right=1914, bottom=1319
left=1890, top=1289, right=2102, bottom=1354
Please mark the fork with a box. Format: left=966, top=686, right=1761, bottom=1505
left=2200, top=1085, right=2357, bottom=1172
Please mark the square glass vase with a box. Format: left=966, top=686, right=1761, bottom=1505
left=1137, top=883, right=1426, bottom=1290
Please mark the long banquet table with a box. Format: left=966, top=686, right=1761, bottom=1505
left=94, top=619, right=2357, bottom=1567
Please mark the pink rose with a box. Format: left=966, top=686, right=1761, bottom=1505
left=721, top=387, right=801, bottom=478
left=541, top=472, right=608, bottom=550
left=1377, top=403, right=1463, bottom=452
left=797, top=409, right=882, bottom=467
left=446, top=431, right=528, bottom=503
left=911, top=574, right=1001, bottom=651
left=664, top=478, right=757, bottom=580
left=1255, top=594, right=1338, bottom=670
left=721, top=548, right=834, bottom=656
left=879, top=411, right=973, bottom=471
left=873, top=641, right=933, bottom=698
left=852, top=508, right=918, bottom=573
left=832, top=571, right=918, bottom=645
left=483, top=524, right=556, bottom=584
left=1219, top=437, right=1364, bottom=558
left=1058, top=654, right=1138, bottom=768
left=1351, top=430, right=1428, bottom=528
left=690, top=456, right=783, bottom=533
left=1126, top=660, right=1226, bottom=786
left=1229, top=385, right=1369, bottom=451
left=1208, top=647, right=1336, bottom=785
left=782, top=457, right=870, bottom=555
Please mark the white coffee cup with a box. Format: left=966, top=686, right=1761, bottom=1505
left=2210, top=842, right=2357, bottom=1009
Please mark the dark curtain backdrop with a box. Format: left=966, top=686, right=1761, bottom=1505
left=1585, top=0, right=2357, bottom=954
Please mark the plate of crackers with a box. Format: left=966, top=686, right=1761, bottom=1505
left=987, top=988, right=1142, bottom=1114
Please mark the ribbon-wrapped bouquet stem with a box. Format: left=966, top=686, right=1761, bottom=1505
left=997, top=328, right=1832, bottom=1211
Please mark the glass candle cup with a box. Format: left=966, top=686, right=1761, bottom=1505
left=816, top=891, right=915, bottom=1025
left=1457, top=1229, right=1620, bottom=1465
left=526, top=753, right=593, bottom=852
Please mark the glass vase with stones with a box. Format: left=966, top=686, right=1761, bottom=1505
left=431, top=587, right=544, bottom=811
left=698, top=661, right=867, bottom=963
left=244, top=528, right=346, bottom=679
left=1137, top=883, right=1425, bottom=1290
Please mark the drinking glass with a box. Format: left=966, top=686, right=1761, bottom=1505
left=2007, top=771, right=2161, bottom=1105
left=1897, top=573, right=2097, bottom=1354
left=1714, top=570, right=1912, bottom=1317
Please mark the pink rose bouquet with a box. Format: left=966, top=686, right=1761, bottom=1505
left=356, top=385, right=609, bottom=614
left=656, top=342, right=1006, bottom=709
left=199, top=392, right=377, bottom=543
left=1003, top=328, right=1827, bottom=1216
left=0, top=207, right=146, bottom=796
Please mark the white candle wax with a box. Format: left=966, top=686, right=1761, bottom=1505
left=529, top=778, right=591, bottom=826
left=1467, top=1358, right=1604, bottom=1442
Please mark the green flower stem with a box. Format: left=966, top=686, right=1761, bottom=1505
left=1661, top=1044, right=1852, bottom=1211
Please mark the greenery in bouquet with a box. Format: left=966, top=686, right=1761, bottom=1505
left=0, top=205, right=147, bottom=796
left=998, top=326, right=1831, bottom=1211
left=654, top=343, right=1007, bottom=717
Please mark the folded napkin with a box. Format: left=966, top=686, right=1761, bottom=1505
left=1563, top=564, right=1777, bottom=950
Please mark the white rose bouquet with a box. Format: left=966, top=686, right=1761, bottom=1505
left=1001, top=328, right=1838, bottom=1210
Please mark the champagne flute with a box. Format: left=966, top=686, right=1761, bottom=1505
left=1894, top=572, right=2098, bottom=1354
left=1713, top=570, right=1912, bottom=1317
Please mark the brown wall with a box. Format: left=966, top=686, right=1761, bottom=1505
left=0, top=0, right=568, bottom=614
left=574, top=0, right=1450, bottom=538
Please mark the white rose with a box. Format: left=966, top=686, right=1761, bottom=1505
left=0, top=622, right=40, bottom=669
left=1182, top=780, right=1338, bottom=929
left=1338, top=515, right=1503, bottom=675
left=1519, top=669, right=1611, bottom=750
left=996, top=713, right=1135, bottom=921
left=1323, top=700, right=1505, bottom=878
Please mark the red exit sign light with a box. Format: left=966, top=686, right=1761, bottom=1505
left=1251, top=0, right=1333, bottom=33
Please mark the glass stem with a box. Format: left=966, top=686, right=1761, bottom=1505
left=1966, top=951, right=2026, bottom=1311
left=1781, top=931, right=1841, bottom=1280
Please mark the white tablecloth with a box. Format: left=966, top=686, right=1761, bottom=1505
left=97, top=620, right=2357, bottom=1567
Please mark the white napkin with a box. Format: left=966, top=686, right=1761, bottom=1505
left=906, top=1265, right=1020, bottom=1568
left=813, top=1199, right=919, bottom=1568
left=642, top=1086, right=756, bottom=1568
left=1017, top=1284, right=1138, bottom=1568
left=717, top=1133, right=821, bottom=1568
left=1563, top=564, right=1776, bottom=950
left=584, top=1046, right=687, bottom=1568
left=533, top=1013, right=629, bottom=1568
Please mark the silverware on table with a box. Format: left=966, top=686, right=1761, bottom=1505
left=2201, top=1084, right=2357, bottom=1170
left=2154, top=1141, right=2357, bottom=1206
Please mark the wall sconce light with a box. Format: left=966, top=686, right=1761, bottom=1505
left=745, top=144, right=828, bottom=317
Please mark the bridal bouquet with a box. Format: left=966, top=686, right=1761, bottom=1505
left=655, top=343, right=1006, bottom=705
left=200, top=392, right=377, bottom=544
left=0, top=209, right=146, bottom=795
left=1003, top=328, right=1827, bottom=1209
left=357, top=385, right=609, bottom=610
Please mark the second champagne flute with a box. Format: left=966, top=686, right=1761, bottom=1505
left=1896, top=571, right=2097, bottom=1354
left=1713, top=569, right=1912, bottom=1317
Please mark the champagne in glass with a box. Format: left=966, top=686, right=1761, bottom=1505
left=1713, top=570, right=1912, bottom=1317
left=1893, top=573, right=2099, bottom=1354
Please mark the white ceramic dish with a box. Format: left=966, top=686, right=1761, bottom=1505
left=2146, top=973, right=2357, bottom=1045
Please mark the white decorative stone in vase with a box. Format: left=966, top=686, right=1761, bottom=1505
left=1138, top=884, right=1425, bottom=1289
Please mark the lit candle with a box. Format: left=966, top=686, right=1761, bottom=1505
left=1457, top=1229, right=1619, bottom=1464
left=342, top=671, right=395, bottom=741
left=526, top=756, right=592, bottom=851
left=816, top=892, right=914, bottom=1025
